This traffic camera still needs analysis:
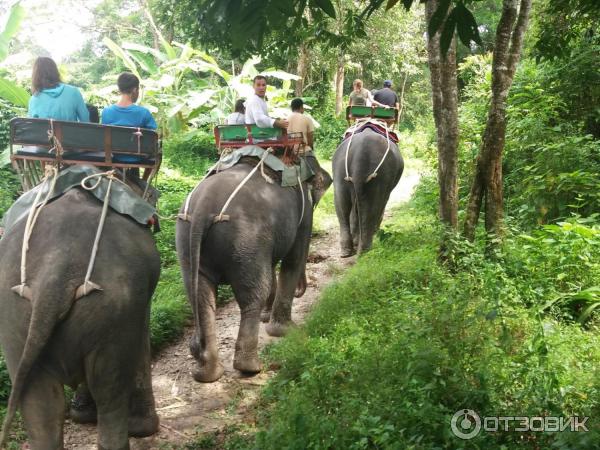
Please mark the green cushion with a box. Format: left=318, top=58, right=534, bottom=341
left=349, top=106, right=372, bottom=117
left=217, top=125, right=283, bottom=142
left=219, top=125, right=248, bottom=141
left=249, top=126, right=282, bottom=140
left=348, top=106, right=395, bottom=119
left=373, top=107, right=395, bottom=118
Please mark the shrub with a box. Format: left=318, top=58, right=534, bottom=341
left=219, top=185, right=600, bottom=449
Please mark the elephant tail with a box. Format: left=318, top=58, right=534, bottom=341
left=189, top=213, right=212, bottom=312
left=0, top=282, right=77, bottom=447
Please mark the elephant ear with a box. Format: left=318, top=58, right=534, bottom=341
left=310, top=165, right=332, bottom=208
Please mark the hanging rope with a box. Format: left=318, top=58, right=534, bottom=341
left=343, top=118, right=395, bottom=184
left=297, top=173, right=305, bottom=226
left=11, top=166, right=59, bottom=300
left=75, top=170, right=123, bottom=299
left=47, top=119, right=64, bottom=158
left=366, top=121, right=393, bottom=183
left=134, top=128, right=143, bottom=154
left=213, top=148, right=272, bottom=223
left=343, top=118, right=370, bottom=182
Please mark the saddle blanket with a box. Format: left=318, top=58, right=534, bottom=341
left=1, top=165, right=156, bottom=235
left=209, top=145, right=315, bottom=187
left=343, top=119, right=399, bottom=144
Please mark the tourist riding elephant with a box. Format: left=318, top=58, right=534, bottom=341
left=176, top=157, right=331, bottom=382
left=333, top=128, right=403, bottom=256
left=0, top=188, right=160, bottom=449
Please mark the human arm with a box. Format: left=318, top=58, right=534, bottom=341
left=27, top=96, right=36, bottom=118
left=306, top=115, right=315, bottom=148
left=274, top=118, right=289, bottom=129
left=246, top=96, right=276, bottom=128
left=144, top=110, right=158, bottom=130
left=367, top=90, right=387, bottom=108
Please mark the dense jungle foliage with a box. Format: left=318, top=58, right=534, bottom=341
left=0, top=0, right=599, bottom=447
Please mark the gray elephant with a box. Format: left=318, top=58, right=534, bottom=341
left=176, top=157, right=331, bottom=382
left=332, top=128, right=403, bottom=256
left=0, top=188, right=159, bottom=449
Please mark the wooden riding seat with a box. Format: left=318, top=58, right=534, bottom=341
left=9, top=117, right=161, bottom=191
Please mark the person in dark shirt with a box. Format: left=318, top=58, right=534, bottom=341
left=86, top=104, right=99, bottom=124
left=373, top=80, right=399, bottom=109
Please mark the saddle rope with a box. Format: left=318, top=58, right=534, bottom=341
left=180, top=147, right=275, bottom=222
left=12, top=166, right=59, bottom=299
left=213, top=148, right=272, bottom=223
left=343, top=117, right=394, bottom=183
left=76, top=170, right=127, bottom=298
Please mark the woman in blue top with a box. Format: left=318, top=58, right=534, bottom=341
left=101, top=72, right=157, bottom=130
left=28, top=57, right=90, bottom=122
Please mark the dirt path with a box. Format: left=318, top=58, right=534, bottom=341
left=62, top=169, right=420, bottom=449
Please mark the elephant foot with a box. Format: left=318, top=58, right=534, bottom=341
left=70, top=390, right=97, bottom=424
left=260, top=309, right=271, bottom=323
left=340, top=248, right=356, bottom=258
left=193, top=362, right=225, bottom=383
left=233, top=353, right=262, bottom=375
left=129, top=411, right=159, bottom=437
left=294, top=273, right=307, bottom=298
left=266, top=320, right=295, bottom=337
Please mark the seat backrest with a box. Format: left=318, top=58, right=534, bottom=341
left=10, top=117, right=159, bottom=160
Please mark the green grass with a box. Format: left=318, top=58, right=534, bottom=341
left=216, top=182, right=600, bottom=450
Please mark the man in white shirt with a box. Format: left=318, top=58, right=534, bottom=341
left=245, top=75, right=288, bottom=129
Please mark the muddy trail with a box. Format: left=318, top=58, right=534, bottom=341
left=62, top=169, right=421, bottom=449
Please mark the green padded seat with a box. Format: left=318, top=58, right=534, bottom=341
left=372, top=107, right=396, bottom=118
left=218, top=125, right=248, bottom=141
left=348, top=106, right=372, bottom=117
left=249, top=126, right=282, bottom=140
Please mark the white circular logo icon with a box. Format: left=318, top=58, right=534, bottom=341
left=451, top=409, right=482, bottom=440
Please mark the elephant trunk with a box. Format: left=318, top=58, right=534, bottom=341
left=0, top=279, right=77, bottom=447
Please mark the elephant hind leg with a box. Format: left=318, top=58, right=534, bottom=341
left=231, top=268, right=272, bottom=374
left=190, top=275, right=224, bottom=382
left=128, top=322, right=158, bottom=438
left=20, top=370, right=65, bottom=449
left=261, top=267, right=277, bottom=323
left=334, top=184, right=355, bottom=257
left=86, top=352, right=133, bottom=450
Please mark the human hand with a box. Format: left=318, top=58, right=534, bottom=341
left=275, top=118, right=289, bottom=129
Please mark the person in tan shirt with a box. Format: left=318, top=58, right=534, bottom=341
left=288, top=98, right=315, bottom=154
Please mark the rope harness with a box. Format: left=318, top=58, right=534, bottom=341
left=74, top=170, right=128, bottom=299
left=179, top=148, right=308, bottom=227
left=11, top=166, right=59, bottom=300
left=47, top=119, right=64, bottom=157
left=343, top=118, right=393, bottom=183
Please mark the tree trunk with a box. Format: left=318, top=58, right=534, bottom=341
left=463, top=0, right=532, bottom=241
left=397, top=72, right=409, bottom=123
left=334, top=51, right=345, bottom=117
left=426, top=0, right=459, bottom=230
left=295, top=44, right=309, bottom=96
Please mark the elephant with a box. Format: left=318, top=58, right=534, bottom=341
left=332, top=128, right=404, bottom=256
left=176, top=156, right=331, bottom=382
left=0, top=187, right=160, bottom=450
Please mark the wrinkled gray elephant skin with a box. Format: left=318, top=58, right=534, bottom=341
left=176, top=160, right=331, bottom=383
left=332, top=128, right=404, bottom=256
left=0, top=188, right=160, bottom=450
